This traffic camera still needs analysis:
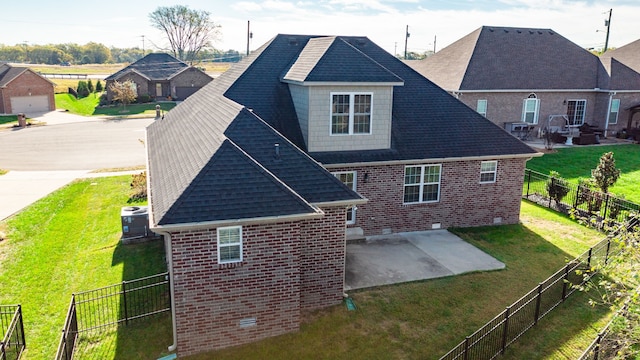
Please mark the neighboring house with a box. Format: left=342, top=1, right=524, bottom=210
left=146, top=34, right=539, bottom=357
left=409, top=26, right=640, bottom=139
left=104, top=53, right=212, bottom=102
left=0, top=63, right=55, bottom=115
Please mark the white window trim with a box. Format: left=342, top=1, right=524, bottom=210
left=217, top=226, right=243, bottom=264
left=332, top=171, right=357, bottom=225
left=566, top=99, right=587, bottom=126
left=521, top=98, right=539, bottom=124
left=477, top=99, right=487, bottom=117
left=480, top=160, right=498, bottom=184
left=329, top=92, right=373, bottom=136
left=609, top=98, right=620, bottom=125
left=403, top=164, right=442, bottom=204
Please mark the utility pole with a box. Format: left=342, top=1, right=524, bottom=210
left=603, top=9, right=612, bottom=53
left=140, top=35, right=145, bottom=55
left=433, top=35, right=437, bottom=53
left=246, top=20, right=253, bottom=57
left=404, top=25, right=410, bottom=59
left=394, top=42, right=397, bottom=56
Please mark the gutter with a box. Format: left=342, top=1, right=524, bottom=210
left=322, top=152, right=543, bottom=169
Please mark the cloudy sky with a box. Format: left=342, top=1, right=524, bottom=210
left=0, top=0, right=637, bottom=56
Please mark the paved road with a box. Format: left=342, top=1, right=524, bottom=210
left=0, top=115, right=153, bottom=171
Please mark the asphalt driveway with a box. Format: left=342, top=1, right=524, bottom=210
left=345, top=230, right=505, bottom=290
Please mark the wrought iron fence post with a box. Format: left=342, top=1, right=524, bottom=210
left=574, top=184, right=581, bottom=209
left=562, top=264, right=569, bottom=301
left=122, top=281, right=129, bottom=325
left=603, top=194, right=610, bottom=220
left=548, top=178, right=554, bottom=208
left=526, top=169, right=531, bottom=197
left=587, top=248, right=593, bottom=269
left=534, top=283, right=543, bottom=324
left=501, top=306, right=510, bottom=354
left=605, top=238, right=611, bottom=265
left=1, top=341, right=5, bottom=360
left=593, top=331, right=603, bottom=360
left=463, top=336, right=470, bottom=360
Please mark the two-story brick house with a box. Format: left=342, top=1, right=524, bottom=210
left=146, top=34, right=539, bottom=357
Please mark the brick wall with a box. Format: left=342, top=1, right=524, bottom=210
left=331, top=158, right=527, bottom=236
left=299, top=206, right=347, bottom=309
left=106, top=73, right=148, bottom=102
left=170, top=68, right=212, bottom=90
left=0, top=70, right=54, bottom=114
left=171, top=222, right=302, bottom=357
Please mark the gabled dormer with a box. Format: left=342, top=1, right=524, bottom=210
left=282, top=36, right=404, bottom=152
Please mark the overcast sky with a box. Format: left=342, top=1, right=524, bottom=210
left=0, top=0, right=637, bottom=56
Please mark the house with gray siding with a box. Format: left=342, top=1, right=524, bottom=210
left=146, top=34, right=539, bottom=357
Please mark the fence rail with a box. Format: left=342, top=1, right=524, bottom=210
left=0, top=305, right=26, bottom=360
left=439, top=234, right=619, bottom=360
left=55, top=272, right=170, bottom=360
left=523, top=169, right=640, bottom=224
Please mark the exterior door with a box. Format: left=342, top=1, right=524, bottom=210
left=332, top=171, right=356, bottom=224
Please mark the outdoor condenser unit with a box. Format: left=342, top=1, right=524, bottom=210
left=121, top=206, right=150, bottom=238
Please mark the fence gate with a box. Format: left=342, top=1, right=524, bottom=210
left=0, top=305, right=26, bottom=360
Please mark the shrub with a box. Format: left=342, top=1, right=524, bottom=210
left=591, top=152, right=621, bottom=194
left=576, top=178, right=602, bottom=213
left=77, top=80, right=90, bottom=98
left=87, top=79, right=95, bottom=93
left=137, top=94, right=152, bottom=103
left=68, top=87, right=78, bottom=98
left=98, top=93, right=109, bottom=106
left=129, top=172, right=147, bottom=201
left=546, top=170, right=570, bottom=205
left=95, top=80, right=103, bottom=92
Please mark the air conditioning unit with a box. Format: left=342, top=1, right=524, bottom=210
left=121, top=206, right=150, bottom=239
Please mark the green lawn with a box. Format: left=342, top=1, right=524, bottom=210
left=526, top=144, right=640, bottom=202
left=0, top=114, right=18, bottom=125
left=0, top=176, right=166, bottom=359
left=54, top=93, right=176, bottom=117
left=0, top=169, right=7, bottom=176
left=0, top=181, right=611, bottom=359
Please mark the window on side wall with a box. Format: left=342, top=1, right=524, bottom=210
left=217, top=226, right=242, bottom=264
left=566, top=99, right=587, bottom=126
left=480, top=161, right=497, bottom=183
left=522, top=95, right=539, bottom=124
left=330, top=93, right=372, bottom=135
left=609, top=99, right=620, bottom=125
left=477, top=99, right=487, bottom=117
left=403, top=164, right=441, bottom=204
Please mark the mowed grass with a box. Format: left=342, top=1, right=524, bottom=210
left=183, top=201, right=607, bottom=360
left=54, top=93, right=176, bottom=117
left=526, top=144, right=640, bottom=202
left=0, top=114, right=18, bottom=125
left=55, top=93, right=101, bottom=116
left=0, top=176, right=166, bottom=359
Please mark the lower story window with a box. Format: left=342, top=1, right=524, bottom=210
left=217, top=226, right=242, bottom=264
left=332, top=171, right=357, bottom=224
left=480, top=161, right=497, bottom=183
left=404, top=164, right=441, bottom=204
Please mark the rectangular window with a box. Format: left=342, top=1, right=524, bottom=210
left=332, top=171, right=357, bottom=224
left=403, top=164, right=441, bottom=204
left=331, top=93, right=372, bottom=135
left=522, top=98, right=539, bottom=124
left=217, top=226, right=242, bottom=264
left=480, top=161, right=497, bottom=183
left=477, top=99, right=487, bottom=117
left=566, top=100, right=587, bottom=126
left=609, top=98, right=620, bottom=125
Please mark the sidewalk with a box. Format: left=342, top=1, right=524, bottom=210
left=0, top=170, right=144, bottom=221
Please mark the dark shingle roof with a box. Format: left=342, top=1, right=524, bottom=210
left=411, top=26, right=606, bottom=91
left=283, top=36, right=404, bottom=84
left=105, top=53, right=189, bottom=81
left=0, top=65, right=28, bottom=87
left=600, top=39, right=640, bottom=74
left=147, top=33, right=537, bottom=227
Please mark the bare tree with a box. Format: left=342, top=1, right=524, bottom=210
left=149, top=5, right=220, bottom=63
left=109, top=80, right=137, bottom=112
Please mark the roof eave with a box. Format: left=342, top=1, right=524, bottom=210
left=321, top=152, right=543, bottom=169
left=281, top=79, right=404, bottom=87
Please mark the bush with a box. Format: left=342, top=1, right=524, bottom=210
left=95, top=80, right=103, bottom=92
left=129, top=172, right=147, bottom=201
left=546, top=170, right=570, bottom=204
left=137, top=94, right=152, bottom=103
left=98, top=93, right=109, bottom=106
left=87, top=79, right=95, bottom=93
left=77, top=80, right=90, bottom=98
left=68, top=87, right=78, bottom=98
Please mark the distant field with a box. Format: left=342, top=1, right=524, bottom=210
left=30, top=62, right=231, bottom=76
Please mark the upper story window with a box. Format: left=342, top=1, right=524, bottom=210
left=567, top=99, right=586, bottom=126
left=522, top=94, right=539, bottom=124
left=331, top=93, right=372, bottom=135
left=480, top=161, right=497, bottom=183
left=609, top=99, right=620, bottom=125
left=477, top=99, right=487, bottom=117
left=217, top=226, right=242, bottom=264
left=403, top=164, right=441, bottom=204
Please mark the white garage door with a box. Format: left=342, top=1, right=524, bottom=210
left=10, top=95, right=50, bottom=115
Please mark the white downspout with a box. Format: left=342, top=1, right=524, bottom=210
left=604, top=92, right=616, bottom=138
left=155, top=229, right=178, bottom=352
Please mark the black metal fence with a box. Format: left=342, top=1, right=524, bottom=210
left=439, top=235, right=618, bottom=360
left=523, top=169, right=640, bottom=224
left=577, top=316, right=618, bottom=360
left=55, top=272, right=170, bottom=360
left=0, top=305, right=25, bottom=360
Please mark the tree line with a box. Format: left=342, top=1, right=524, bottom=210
left=0, top=42, right=242, bottom=65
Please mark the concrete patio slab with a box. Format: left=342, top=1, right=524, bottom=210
left=345, top=230, right=504, bottom=290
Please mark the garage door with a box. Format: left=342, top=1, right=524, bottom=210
left=175, top=87, right=201, bottom=100
left=10, top=95, right=50, bottom=115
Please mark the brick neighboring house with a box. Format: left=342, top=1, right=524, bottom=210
left=104, top=53, right=212, bottom=102
left=146, top=34, right=539, bottom=357
left=0, top=63, right=55, bottom=115
left=409, top=26, right=640, bottom=140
